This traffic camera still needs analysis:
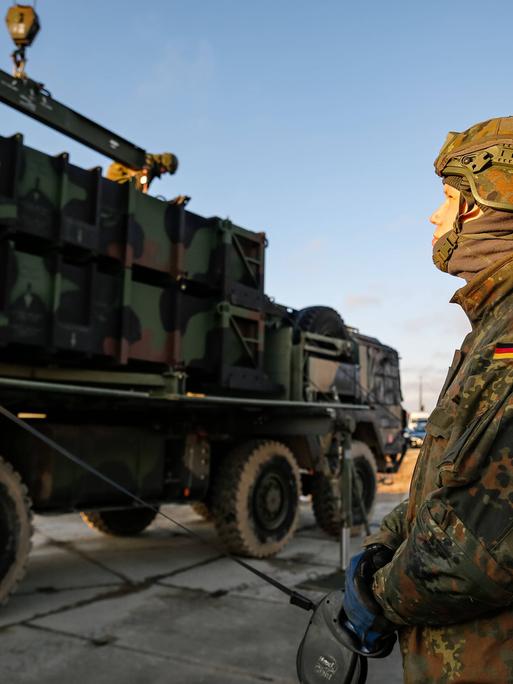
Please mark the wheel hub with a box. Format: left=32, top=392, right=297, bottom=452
left=253, top=470, right=289, bottom=532
left=263, top=478, right=283, bottom=514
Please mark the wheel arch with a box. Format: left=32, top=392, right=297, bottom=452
left=280, top=434, right=322, bottom=470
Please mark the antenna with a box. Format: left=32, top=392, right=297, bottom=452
left=419, top=375, right=425, bottom=412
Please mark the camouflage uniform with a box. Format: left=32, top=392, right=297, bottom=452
left=365, top=118, right=513, bottom=683
left=367, top=254, right=513, bottom=683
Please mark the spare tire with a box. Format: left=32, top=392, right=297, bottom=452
left=295, top=306, right=349, bottom=340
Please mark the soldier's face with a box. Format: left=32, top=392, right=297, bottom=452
left=430, top=184, right=461, bottom=246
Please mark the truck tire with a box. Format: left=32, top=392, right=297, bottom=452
left=80, top=507, right=158, bottom=536
left=191, top=501, right=213, bottom=522
left=311, top=441, right=377, bottom=537
left=211, top=440, right=301, bottom=558
left=0, top=456, right=33, bottom=605
left=295, top=306, right=349, bottom=340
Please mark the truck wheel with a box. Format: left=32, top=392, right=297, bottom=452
left=211, top=440, right=301, bottom=558
left=0, top=456, right=33, bottom=605
left=311, top=441, right=377, bottom=537
left=80, top=507, right=158, bottom=536
left=191, top=501, right=213, bottom=522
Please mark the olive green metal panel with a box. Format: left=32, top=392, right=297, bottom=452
left=0, top=135, right=20, bottom=222
left=176, top=210, right=218, bottom=282
left=263, top=326, right=292, bottom=400
left=5, top=423, right=164, bottom=509
left=127, top=186, right=173, bottom=273
left=180, top=298, right=216, bottom=367
left=127, top=279, right=175, bottom=364
left=17, top=144, right=60, bottom=241
left=290, top=341, right=305, bottom=402
left=180, top=300, right=273, bottom=391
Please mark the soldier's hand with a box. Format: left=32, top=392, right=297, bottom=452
left=342, top=545, right=396, bottom=653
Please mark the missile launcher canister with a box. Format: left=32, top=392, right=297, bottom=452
left=0, top=133, right=271, bottom=392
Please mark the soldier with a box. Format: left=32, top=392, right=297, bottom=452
left=343, top=117, right=513, bottom=683
left=106, top=152, right=178, bottom=192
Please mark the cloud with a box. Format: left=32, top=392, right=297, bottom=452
left=305, top=239, right=324, bottom=251
left=431, top=350, right=455, bottom=360
left=400, top=312, right=471, bottom=337
left=291, top=238, right=326, bottom=256
left=344, top=294, right=382, bottom=309
left=379, top=214, right=422, bottom=234
left=134, top=42, right=215, bottom=103
left=401, top=374, right=445, bottom=393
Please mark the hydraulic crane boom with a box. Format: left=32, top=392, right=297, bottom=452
left=0, top=68, right=147, bottom=168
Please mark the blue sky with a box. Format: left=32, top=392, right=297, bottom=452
left=1, top=0, right=509, bottom=411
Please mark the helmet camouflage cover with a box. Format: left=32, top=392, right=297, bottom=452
left=434, top=117, right=513, bottom=212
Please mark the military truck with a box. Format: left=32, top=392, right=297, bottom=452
left=0, top=5, right=406, bottom=605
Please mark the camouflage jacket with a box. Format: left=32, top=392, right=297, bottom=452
left=366, top=254, right=513, bottom=683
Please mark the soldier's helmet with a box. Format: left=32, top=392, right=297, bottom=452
left=434, top=116, right=513, bottom=212
left=156, top=152, right=179, bottom=174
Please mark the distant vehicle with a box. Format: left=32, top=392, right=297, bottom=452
left=405, top=412, right=429, bottom=448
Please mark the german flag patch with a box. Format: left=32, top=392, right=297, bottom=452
left=493, top=344, right=513, bottom=360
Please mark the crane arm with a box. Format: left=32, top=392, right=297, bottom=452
left=0, top=68, right=147, bottom=168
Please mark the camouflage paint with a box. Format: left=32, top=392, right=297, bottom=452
left=0, top=242, right=273, bottom=391
left=0, top=134, right=265, bottom=311
left=127, top=186, right=172, bottom=272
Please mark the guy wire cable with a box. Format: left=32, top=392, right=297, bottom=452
left=0, top=403, right=315, bottom=612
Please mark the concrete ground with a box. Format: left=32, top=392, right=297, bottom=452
left=0, top=453, right=417, bottom=684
